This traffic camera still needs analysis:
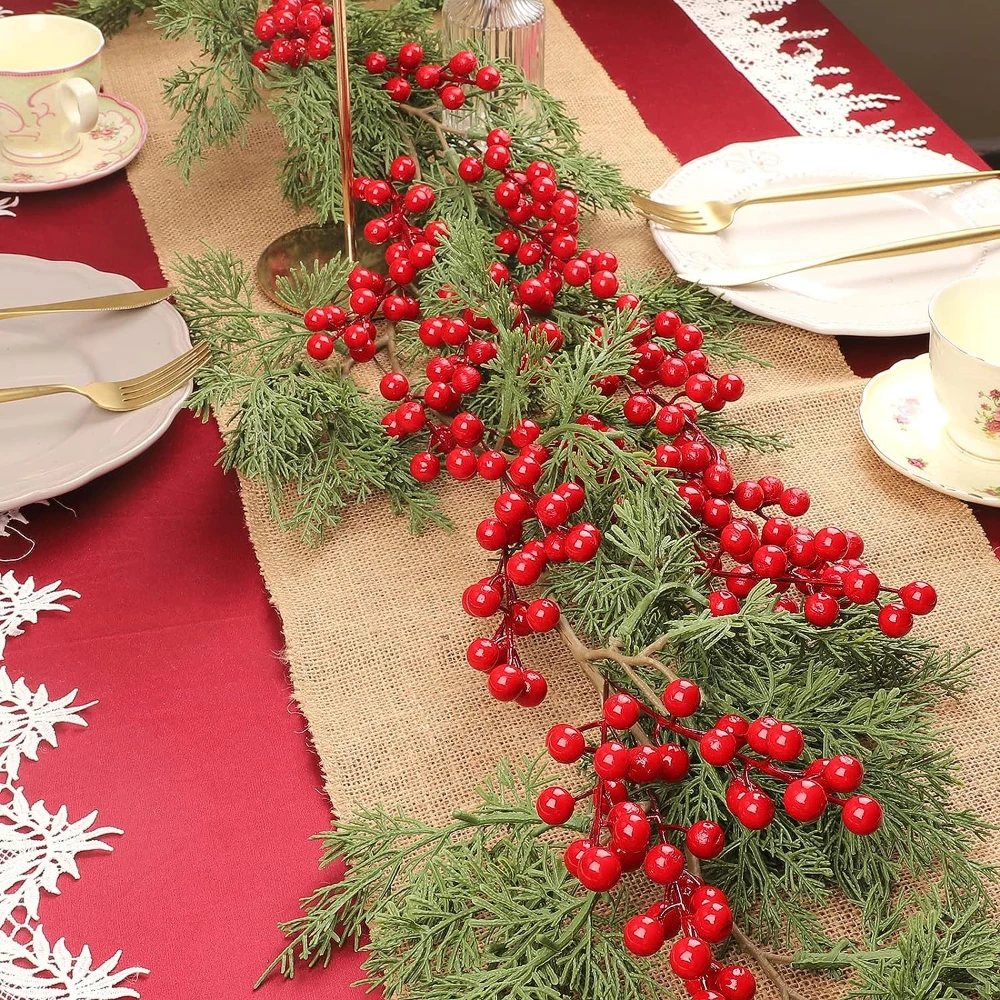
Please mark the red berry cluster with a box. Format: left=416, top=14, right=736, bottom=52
left=461, top=431, right=602, bottom=706
left=594, top=315, right=937, bottom=637
left=538, top=679, right=882, bottom=995
left=251, top=0, right=334, bottom=71
left=458, top=130, right=617, bottom=315
left=364, top=44, right=501, bottom=110
left=303, top=157, right=446, bottom=363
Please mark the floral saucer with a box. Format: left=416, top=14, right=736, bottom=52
left=0, top=94, right=146, bottom=194
left=859, top=354, right=1000, bottom=508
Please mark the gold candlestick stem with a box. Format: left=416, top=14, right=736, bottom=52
left=257, top=0, right=386, bottom=311
left=331, top=0, right=356, bottom=262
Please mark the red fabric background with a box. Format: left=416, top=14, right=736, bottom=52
left=2, top=1, right=995, bottom=997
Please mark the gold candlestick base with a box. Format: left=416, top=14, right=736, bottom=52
left=256, top=222, right=386, bottom=314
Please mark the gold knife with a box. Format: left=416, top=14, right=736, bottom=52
left=677, top=224, right=1000, bottom=287
left=0, top=286, right=175, bottom=321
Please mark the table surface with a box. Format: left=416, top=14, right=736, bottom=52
left=2, top=2, right=997, bottom=998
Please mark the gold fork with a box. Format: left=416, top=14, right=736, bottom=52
left=631, top=169, right=1000, bottom=234
left=0, top=342, right=208, bottom=412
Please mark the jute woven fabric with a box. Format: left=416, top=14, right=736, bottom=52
left=102, top=12, right=999, bottom=988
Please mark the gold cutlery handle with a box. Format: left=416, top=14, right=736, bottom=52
left=0, top=384, right=77, bottom=404
left=690, top=224, right=1000, bottom=287
left=742, top=170, right=1000, bottom=207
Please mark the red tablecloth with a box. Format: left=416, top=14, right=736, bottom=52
left=3, top=2, right=997, bottom=997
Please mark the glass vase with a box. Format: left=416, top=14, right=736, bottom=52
left=441, top=0, right=545, bottom=128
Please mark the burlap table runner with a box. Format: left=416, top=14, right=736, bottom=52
left=103, top=0, right=999, bottom=956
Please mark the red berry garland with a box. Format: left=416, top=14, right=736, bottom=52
left=535, top=679, right=883, bottom=997
left=364, top=44, right=501, bottom=110
left=295, top=126, right=938, bottom=708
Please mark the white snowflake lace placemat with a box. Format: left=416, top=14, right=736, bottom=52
left=673, top=0, right=935, bottom=146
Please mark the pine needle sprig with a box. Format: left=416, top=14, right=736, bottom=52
left=261, top=759, right=660, bottom=1000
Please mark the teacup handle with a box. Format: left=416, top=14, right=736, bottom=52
left=58, top=78, right=99, bottom=133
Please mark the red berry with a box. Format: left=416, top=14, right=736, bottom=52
left=662, top=678, right=701, bottom=717
left=644, top=842, right=685, bottom=883
left=563, top=837, right=592, bottom=877
left=475, top=517, right=508, bottom=550
left=686, top=820, right=725, bottom=859
left=693, top=900, right=733, bottom=943
left=766, top=722, right=804, bottom=762
left=564, top=523, right=602, bottom=562
left=384, top=76, right=412, bottom=101
left=536, top=785, right=575, bottom=824
left=516, top=670, right=547, bottom=706
left=735, top=789, right=775, bottom=830
left=577, top=846, right=621, bottom=892
left=463, top=581, right=501, bottom=617
left=878, top=603, right=913, bottom=637
left=844, top=567, right=881, bottom=604
left=824, top=754, right=864, bottom=793
left=397, top=41, right=423, bottom=69
left=733, top=480, right=764, bottom=511
left=487, top=663, right=524, bottom=700
left=535, top=492, right=570, bottom=528
left=458, top=156, right=484, bottom=182
left=779, top=487, right=810, bottom=516
left=495, top=490, right=531, bottom=524
left=557, top=481, right=586, bottom=513
left=804, top=591, right=839, bottom=627
left=593, top=740, right=630, bottom=780
left=717, top=373, right=745, bottom=402
left=612, top=810, right=651, bottom=852
left=841, top=795, right=883, bottom=835
left=590, top=270, right=619, bottom=298
left=306, top=332, right=335, bottom=360
left=414, top=62, right=442, bottom=88
left=466, top=637, right=500, bottom=671
left=623, top=914, right=665, bottom=956
left=708, top=589, right=741, bottom=617
left=506, top=549, right=542, bottom=586
left=899, top=581, right=937, bottom=615
left=783, top=778, right=828, bottom=822
left=670, top=937, right=712, bottom=979
left=484, top=144, right=511, bottom=170
left=364, top=51, right=388, bottom=73
left=448, top=49, right=477, bottom=75
left=446, top=447, right=477, bottom=480
left=475, top=65, right=501, bottom=90
left=409, top=451, right=440, bottom=483
left=627, top=745, right=661, bottom=783
left=658, top=743, right=690, bottom=782
left=526, top=598, right=560, bottom=632
left=716, top=965, right=756, bottom=1000
left=746, top=716, right=777, bottom=754
left=547, top=724, right=586, bottom=763
left=439, top=84, right=466, bottom=109
left=700, top=728, right=739, bottom=766
left=604, top=692, right=641, bottom=730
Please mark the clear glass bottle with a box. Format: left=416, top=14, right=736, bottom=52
left=441, top=0, right=545, bottom=127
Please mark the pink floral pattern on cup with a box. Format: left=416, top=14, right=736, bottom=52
left=974, top=389, right=1000, bottom=438
left=907, top=457, right=927, bottom=470
left=892, top=397, right=920, bottom=428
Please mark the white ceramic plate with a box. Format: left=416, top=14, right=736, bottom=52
left=0, top=255, right=192, bottom=510
left=648, top=136, right=1000, bottom=337
left=859, top=354, right=1000, bottom=507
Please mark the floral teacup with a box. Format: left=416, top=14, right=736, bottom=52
left=0, top=14, right=103, bottom=164
left=929, top=276, right=1000, bottom=461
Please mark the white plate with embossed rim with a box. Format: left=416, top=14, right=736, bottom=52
left=859, top=354, right=1000, bottom=507
left=0, top=255, right=192, bottom=510
left=647, top=136, right=1000, bottom=337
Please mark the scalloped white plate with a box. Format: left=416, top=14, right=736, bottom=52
left=0, top=255, right=192, bottom=510
left=859, top=354, right=1000, bottom=507
left=648, top=136, right=1000, bottom=337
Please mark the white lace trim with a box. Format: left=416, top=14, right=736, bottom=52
left=673, top=0, right=935, bottom=146
left=0, top=573, right=78, bottom=661
left=0, top=556, right=146, bottom=993
left=0, top=667, right=147, bottom=998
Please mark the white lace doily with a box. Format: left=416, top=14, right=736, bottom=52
left=673, top=0, right=935, bottom=146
